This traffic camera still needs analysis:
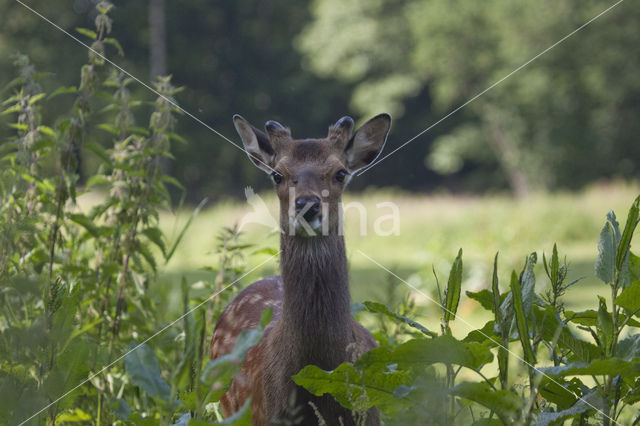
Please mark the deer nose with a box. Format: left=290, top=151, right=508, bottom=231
left=295, top=196, right=321, bottom=221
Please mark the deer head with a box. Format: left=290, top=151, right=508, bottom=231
left=233, top=114, right=391, bottom=237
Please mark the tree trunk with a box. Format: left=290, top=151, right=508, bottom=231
left=148, top=0, right=166, bottom=78
left=482, top=103, right=531, bottom=198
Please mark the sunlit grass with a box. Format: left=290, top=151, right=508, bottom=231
left=150, top=182, right=639, bottom=321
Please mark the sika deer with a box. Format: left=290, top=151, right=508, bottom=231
left=210, top=113, right=391, bottom=425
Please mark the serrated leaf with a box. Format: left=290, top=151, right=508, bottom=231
left=537, top=377, right=580, bottom=410
left=511, top=271, right=536, bottom=364
left=85, top=141, right=111, bottom=165
left=616, top=335, right=640, bottom=361
left=444, top=248, right=463, bottom=323
left=356, top=335, right=493, bottom=372
left=451, top=382, right=521, bottom=424
left=597, top=297, right=614, bottom=356
left=534, top=306, right=599, bottom=363
left=1, top=104, right=21, bottom=115
left=363, top=301, right=437, bottom=337
left=142, top=227, right=166, bottom=256
left=541, top=357, right=640, bottom=377
left=104, top=37, right=124, bottom=56
left=68, top=213, right=100, bottom=238
left=27, top=93, right=46, bottom=105
left=124, top=342, right=171, bottom=401
left=616, top=195, right=640, bottom=271
left=565, top=309, right=640, bottom=328
left=616, top=280, right=640, bottom=315
left=76, top=27, right=97, bottom=39
left=533, top=390, right=604, bottom=426
left=293, top=362, right=411, bottom=415
left=596, top=220, right=617, bottom=284
left=465, top=289, right=494, bottom=312
left=37, top=125, right=56, bottom=137
left=48, top=85, right=77, bottom=99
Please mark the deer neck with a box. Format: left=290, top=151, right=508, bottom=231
left=278, top=234, right=352, bottom=366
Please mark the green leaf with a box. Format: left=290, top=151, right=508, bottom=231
left=465, top=289, right=494, bottom=312
left=534, top=390, right=604, bottom=426
left=1, top=104, right=20, bottom=115
left=534, top=306, right=599, bottom=363
left=293, top=362, right=412, bottom=415
left=123, top=342, right=171, bottom=401
left=48, top=85, right=77, bottom=99
left=510, top=271, right=536, bottom=364
left=37, top=125, right=56, bottom=137
left=596, top=219, right=617, bottom=284
left=616, top=335, right=640, bottom=361
left=630, top=252, right=640, bottom=283
left=85, top=141, right=112, bottom=165
left=565, top=309, right=640, bottom=328
left=363, top=301, right=437, bottom=337
left=27, top=93, right=46, bottom=105
left=104, top=37, right=124, bottom=56
left=616, top=195, right=640, bottom=272
left=597, top=297, right=614, bottom=356
left=68, top=213, right=100, bottom=239
left=55, top=408, right=92, bottom=423
left=98, top=123, right=119, bottom=135
left=142, top=227, right=166, bottom=256
left=541, top=357, right=640, bottom=377
left=356, top=335, right=493, bottom=372
left=450, top=382, right=521, bottom=424
left=160, top=175, right=185, bottom=190
left=491, top=252, right=501, bottom=322
left=76, top=27, right=97, bottom=39
left=616, top=280, right=640, bottom=315
left=537, top=377, right=580, bottom=410
left=444, top=248, right=463, bottom=323
left=8, top=123, right=28, bottom=131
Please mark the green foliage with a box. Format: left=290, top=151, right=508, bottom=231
left=0, top=4, right=269, bottom=424
left=293, top=197, right=640, bottom=425
left=299, top=0, right=640, bottom=194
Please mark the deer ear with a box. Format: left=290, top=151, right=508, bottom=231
left=233, top=114, right=275, bottom=174
left=344, top=113, right=391, bottom=173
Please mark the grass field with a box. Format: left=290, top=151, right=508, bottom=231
left=146, top=182, right=640, bottom=329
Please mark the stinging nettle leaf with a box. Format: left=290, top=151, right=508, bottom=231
left=123, top=342, right=171, bottom=401
left=595, top=221, right=617, bottom=284
left=444, top=248, right=463, bottom=323
left=451, top=382, right=521, bottom=424
left=616, top=195, right=640, bottom=272
left=616, top=280, right=640, bottom=316
left=510, top=271, right=536, bottom=364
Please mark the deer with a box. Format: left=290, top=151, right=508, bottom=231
left=209, top=113, right=391, bottom=425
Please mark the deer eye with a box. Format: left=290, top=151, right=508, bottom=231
left=335, top=169, right=349, bottom=183
left=271, top=171, right=283, bottom=185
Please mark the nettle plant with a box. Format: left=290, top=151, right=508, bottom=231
left=0, top=3, right=219, bottom=424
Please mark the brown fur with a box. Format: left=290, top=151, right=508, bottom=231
left=210, top=114, right=391, bottom=425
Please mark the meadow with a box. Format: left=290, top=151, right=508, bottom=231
left=153, top=182, right=640, bottom=322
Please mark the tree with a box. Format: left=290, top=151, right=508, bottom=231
left=298, top=0, right=640, bottom=195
